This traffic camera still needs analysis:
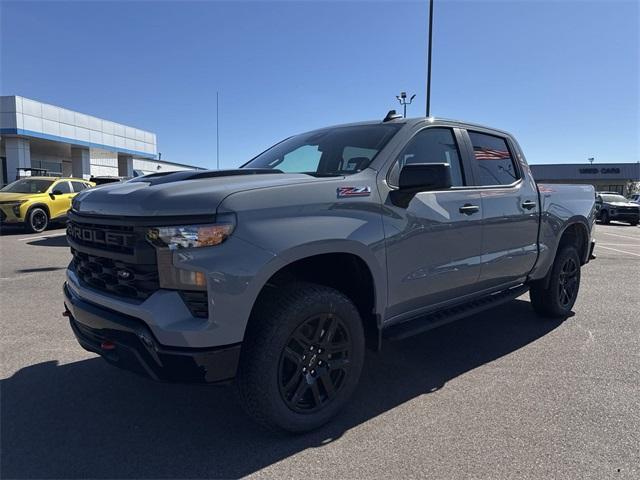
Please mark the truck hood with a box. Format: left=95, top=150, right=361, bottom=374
left=72, top=169, right=327, bottom=217
left=607, top=201, right=639, bottom=208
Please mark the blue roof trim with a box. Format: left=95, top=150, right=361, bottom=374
left=0, top=128, right=158, bottom=159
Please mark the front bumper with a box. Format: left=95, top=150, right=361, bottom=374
left=64, top=282, right=241, bottom=383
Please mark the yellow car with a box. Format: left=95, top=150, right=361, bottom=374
left=0, top=176, right=95, bottom=233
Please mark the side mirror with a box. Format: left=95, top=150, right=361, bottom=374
left=391, top=163, right=452, bottom=208
left=398, top=163, right=452, bottom=192
left=50, top=189, right=63, bottom=197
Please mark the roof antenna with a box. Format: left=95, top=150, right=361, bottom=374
left=383, top=110, right=402, bottom=122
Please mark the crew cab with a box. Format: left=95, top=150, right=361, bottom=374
left=63, top=116, right=596, bottom=432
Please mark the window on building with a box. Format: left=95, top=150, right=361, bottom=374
left=468, top=131, right=519, bottom=186
left=396, top=127, right=465, bottom=186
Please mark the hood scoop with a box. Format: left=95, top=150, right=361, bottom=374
left=130, top=168, right=283, bottom=186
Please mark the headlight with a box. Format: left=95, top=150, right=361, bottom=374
left=0, top=200, right=27, bottom=217
left=146, top=222, right=234, bottom=250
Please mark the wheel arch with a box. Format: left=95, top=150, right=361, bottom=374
left=248, top=242, right=385, bottom=350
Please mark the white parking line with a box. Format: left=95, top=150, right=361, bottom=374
left=598, top=231, right=640, bottom=241
left=599, top=243, right=640, bottom=247
left=17, top=233, right=66, bottom=242
left=597, top=245, right=640, bottom=257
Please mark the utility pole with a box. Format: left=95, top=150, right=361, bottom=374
left=216, top=91, right=220, bottom=170
left=396, top=91, right=416, bottom=118
left=426, top=0, right=434, bottom=117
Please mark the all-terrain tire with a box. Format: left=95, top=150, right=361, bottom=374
left=25, top=207, right=49, bottom=233
left=530, top=246, right=581, bottom=318
left=236, top=282, right=365, bottom=433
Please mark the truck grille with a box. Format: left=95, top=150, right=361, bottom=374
left=67, top=220, right=136, bottom=255
left=71, top=248, right=159, bottom=300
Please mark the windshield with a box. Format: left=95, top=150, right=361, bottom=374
left=600, top=194, right=627, bottom=202
left=242, top=124, right=402, bottom=176
left=0, top=178, right=53, bottom=193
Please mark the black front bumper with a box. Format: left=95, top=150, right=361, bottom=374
left=63, top=283, right=241, bottom=384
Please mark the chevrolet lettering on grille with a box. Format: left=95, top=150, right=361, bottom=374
left=67, top=223, right=135, bottom=248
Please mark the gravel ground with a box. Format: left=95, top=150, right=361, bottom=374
left=1, top=222, right=638, bottom=479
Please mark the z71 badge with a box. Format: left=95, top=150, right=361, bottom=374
left=337, top=186, right=371, bottom=198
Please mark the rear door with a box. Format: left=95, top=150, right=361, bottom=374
left=382, top=126, right=484, bottom=319
left=462, top=130, right=539, bottom=289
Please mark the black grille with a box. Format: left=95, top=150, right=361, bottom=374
left=179, top=291, right=209, bottom=318
left=618, top=207, right=639, bottom=214
left=67, top=220, right=136, bottom=255
left=71, top=248, right=159, bottom=300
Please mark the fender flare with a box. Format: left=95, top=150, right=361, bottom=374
left=251, top=239, right=387, bottom=322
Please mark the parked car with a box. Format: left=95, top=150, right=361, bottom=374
left=595, top=193, right=640, bottom=225
left=0, top=176, right=94, bottom=232
left=63, top=116, right=596, bottom=432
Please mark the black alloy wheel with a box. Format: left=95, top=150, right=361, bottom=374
left=278, top=313, right=351, bottom=413
left=557, top=255, right=579, bottom=308
left=27, top=207, right=48, bottom=233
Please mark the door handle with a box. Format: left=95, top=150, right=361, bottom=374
left=521, top=200, right=537, bottom=210
left=459, top=204, right=480, bottom=215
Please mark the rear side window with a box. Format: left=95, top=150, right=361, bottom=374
left=71, top=181, right=88, bottom=192
left=396, top=127, right=465, bottom=186
left=468, top=131, right=519, bottom=186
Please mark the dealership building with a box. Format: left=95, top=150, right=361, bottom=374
left=0, top=95, right=199, bottom=185
left=530, top=162, right=640, bottom=195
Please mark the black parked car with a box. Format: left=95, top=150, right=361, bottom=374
left=595, top=193, right=640, bottom=225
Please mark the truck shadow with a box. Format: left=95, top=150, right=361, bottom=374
left=1, top=299, right=562, bottom=479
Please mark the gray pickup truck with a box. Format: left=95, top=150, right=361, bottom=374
left=63, top=115, right=596, bottom=432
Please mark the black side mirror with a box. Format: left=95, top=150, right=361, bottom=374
left=50, top=189, right=63, bottom=196
left=391, top=163, right=452, bottom=208
left=399, top=163, right=452, bottom=191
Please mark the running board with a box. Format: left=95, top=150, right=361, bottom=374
left=383, top=284, right=530, bottom=341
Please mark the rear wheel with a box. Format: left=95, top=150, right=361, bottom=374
left=530, top=246, right=581, bottom=318
left=25, top=207, right=49, bottom=233
left=237, top=282, right=365, bottom=433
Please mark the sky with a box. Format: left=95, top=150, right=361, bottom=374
left=1, top=0, right=638, bottom=169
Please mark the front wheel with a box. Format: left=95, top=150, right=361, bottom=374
left=236, top=283, right=365, bottom=433
left=600, top=210, right=610, bottom=224
left=530, top=246, right=581, bottom=318
left=25, top=207, right=49, bottom=233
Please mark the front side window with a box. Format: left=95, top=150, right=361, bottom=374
left=394, top=127, right=465, bottom=186
left=243, top=124, right=401, bottom=176
left=53, top=181, right=71, bottom=194
left=468, top=131, right=519, bottom=186
left=0, top=178, right=53, bottom=193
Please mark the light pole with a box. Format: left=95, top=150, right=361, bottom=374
left=426, top=0, right=434, bottom=117
left=396, top=91, right=416, bottom=118
left=588, top=157, right=595, bottom=164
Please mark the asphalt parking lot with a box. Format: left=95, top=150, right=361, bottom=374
left=1, top=222, right=638, bottom=479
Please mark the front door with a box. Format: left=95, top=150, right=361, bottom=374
left=48, top=180, right=74, bottom=219
left=383, top=126, right=484, bottom=320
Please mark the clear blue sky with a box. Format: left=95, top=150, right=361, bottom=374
left=1, top=0, right=638, bottom=168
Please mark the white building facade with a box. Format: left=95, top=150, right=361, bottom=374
left=0, top=95, right=198, bottom=185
